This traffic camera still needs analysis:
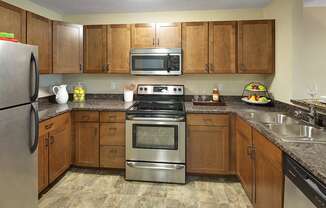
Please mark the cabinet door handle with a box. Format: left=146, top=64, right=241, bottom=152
left=157, top=38, right=160, bottom=46
left=210, top=64, right=214, bottom=72
left=50, top=136, right=54, bottom=145
left=107, top=64, right=110, bottom=72
left=79, top=64, right=83, bottom=72
left=247, top=146, right=252, bottom=156
left=102, top=64, right=106, bottom=72
left=45, top=137, right=49, bottom=147
left=205, top=64, right=209, bottom=73
left=45, top=123, right=53, bottom=130
left=152, top=38, right=155, bottom=46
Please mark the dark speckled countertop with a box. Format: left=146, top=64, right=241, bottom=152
left=39, top=99, right=326, bottom=185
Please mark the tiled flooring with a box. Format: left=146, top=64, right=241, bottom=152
left=39, top=168, right=252, bottom=208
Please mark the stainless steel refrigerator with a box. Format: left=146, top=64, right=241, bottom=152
left=0, top=41, right=39, bottom=208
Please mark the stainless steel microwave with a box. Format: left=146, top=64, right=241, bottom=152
left=130, top=48, right=182, bottom=76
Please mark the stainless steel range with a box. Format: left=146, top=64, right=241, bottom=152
left=125, top=84, right=186, bottom=184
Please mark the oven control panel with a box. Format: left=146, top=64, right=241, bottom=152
left=137, top=84, right=184, bottom=95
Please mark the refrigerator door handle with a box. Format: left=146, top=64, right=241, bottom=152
left=30, top=52, right=39, bottom=102
left=30, top=103, right=39, bottom=153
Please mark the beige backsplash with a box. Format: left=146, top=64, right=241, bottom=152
left=58, top=74, right=273, bottom=96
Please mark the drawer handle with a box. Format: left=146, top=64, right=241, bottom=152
left=108, top=128, right=117, bottom=134
left=45, top=123, right=53, bottom=130
left=81, top=115, right=90, bottom=120
left=110, top=149, right=117, bottom=153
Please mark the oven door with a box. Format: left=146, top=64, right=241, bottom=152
left=131, top=54, right=181, bottom=75
left=126, top=117, right=185, bottom=163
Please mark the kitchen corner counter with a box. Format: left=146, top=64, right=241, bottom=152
left=186, top=101, right=326, bottom=185
left=38, top=99, right=134, bottom=122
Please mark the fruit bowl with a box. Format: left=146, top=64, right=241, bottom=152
left=242, top=82, right=272, bottom=106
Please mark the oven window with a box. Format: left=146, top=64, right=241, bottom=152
left=132, top=56, right=166, bottom=71
left=132, top=124, right=178, bottom=150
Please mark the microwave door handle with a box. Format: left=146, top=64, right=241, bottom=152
left=166, top=54, right=171, bottom=73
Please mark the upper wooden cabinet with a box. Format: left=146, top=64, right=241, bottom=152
left=187, top=114, right=230, bottom=174
left=238, top=20, right=275, bottom=74
left=107, top=24, right=131, bottom=74
left=52, top=21, right=83, bottom=74
left=27, top=12, right=52, bottom=74
left=131, top=23, right=155, bottom=48
left=209, top=21, right=237, bottom=74
left=83, top=25, right=107, bottom=73
left=131, top=23, right=181, bottom=48
left=0, top=1, right=26, bottom=42
left=182, top=22, right=209, bottom=74
left=156, top=23, right=181, bottom=48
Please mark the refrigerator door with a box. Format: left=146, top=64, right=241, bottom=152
left=0, top=41, right=39, bottom=109
left=0, top=103, right=38, bottom=208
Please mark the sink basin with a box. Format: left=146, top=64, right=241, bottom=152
left=244, top=112, right=299, bottom=125
left=266, top=124, right=326, bottom=144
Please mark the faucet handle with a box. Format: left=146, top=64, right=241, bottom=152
left=294, top=110, right=303, bottom=117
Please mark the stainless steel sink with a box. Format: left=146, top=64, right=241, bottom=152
left=244, top=112, right=299, bottom=125
left=266, top=124, right=326, bottom=144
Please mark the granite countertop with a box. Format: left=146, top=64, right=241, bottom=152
left=38, top=99, right=134, bottom=122
left=39, top=99, right=326, bottom=185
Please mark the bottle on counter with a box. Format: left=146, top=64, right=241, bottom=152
left=212, top=88, right=220, bottom=102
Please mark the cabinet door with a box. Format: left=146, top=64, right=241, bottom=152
left=156, top=23, right=181, bottom=48
left=209, top=21, right=237, bottom=74
left=182, top=22, right=209, bottom=74
left=100, top=123, right=125, bottom=146
left=254, top=130, right=283, bottom=208
left=238, top=20, right=275, bottom=74
left=236, top=128, right=254, bottom=201
left=48, top=116, right=71, bottom=183
left=83, top=25, right=107, bottom=73
left=27, top=12, right=52, bottom=74
left=0, top=1, right=26, bottom=42
left=53, top=21, right=83, bottom=74
left=131, top=23, right=156, bottom=48
left=38, top=133, right=49, bottom=193
left=187, top=125, right=229, bottom=174
left=100, top=146, right=125, bottom=169
left=107, top=24, right=131, bottom=74
left=75, top=122, right=99, bottom=167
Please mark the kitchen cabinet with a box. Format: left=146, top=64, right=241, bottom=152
left=0, top=1, right=26, bottom=42
left=99, top=112, right=126, bottom=169
left=74, top=111, right=100, bottom=167
left=38, top=112, right=71, bottom=193
left=48, top=117, right=71, bottom=183
left=26, top=12, right=52, bottom=74
left=236, top=116, right=254, bottom=201
left=187, top=114, right=230, bottom=174
left=209, top=21, right=237, bottom=74
left=238, top=20, right=275, bottom=74
left=253, top=129, right=283, bottom=208
left=107, top=24, right=131, bottom=74
left=83, top=25, right=107, bottom=73
left=52, top=21, right=83, bottom=74
left=131, top=23, right=181, bottom=48
left=236, top=116, right=283, bottom=207
left=182, top=22, right=209, bottom=74
left=38, top=134, right=49, bottom=192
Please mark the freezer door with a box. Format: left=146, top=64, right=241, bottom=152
left=0, top=41, right=39, bottom=109
left=0, top=104, right=38, bottom=208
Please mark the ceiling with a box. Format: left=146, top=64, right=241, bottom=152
left=29, top=0, right=272, bottom=15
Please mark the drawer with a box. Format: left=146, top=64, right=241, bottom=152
left=187, top=114, right=229, bottom=126
left=100, top=112, right=125, bottom=123
left=39, top=112, right=70, bottom=136
left=100, top=146, right=125, bottom=169
left=73, top=111, right=99, bottom=122
left=236, top=116, right=252, bottom=140
left=100, top=123, right=125, bottom=146
left=253, top=129, right=282, bottom=168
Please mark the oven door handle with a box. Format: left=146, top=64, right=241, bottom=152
left=127, top=162, right=184, bottom=170
left=127, top=116, right=185, bottom=122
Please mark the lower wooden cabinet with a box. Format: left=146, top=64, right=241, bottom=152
left=236, top=116, right=283, bottom=208
left=74, top=122, right=100, bottom=167
left=236, top=116, right=254, bottom=200
left=100, top=146, right=125, bottom=169
left=38, top=112, right=71, bottom=193
left=38, top=134, right=49, bottom=192
left=187, top=114, right=230, bottom=174
left=253, top=129, right=283, bottom=208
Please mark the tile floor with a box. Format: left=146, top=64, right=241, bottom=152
left=39, top=168, right=252, bottom=208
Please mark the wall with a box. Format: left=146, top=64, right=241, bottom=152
left=293, top=7, right=326, bottom=99
left=263, top=0, right=303, bottom=103
left=63, top=74, right=271, bottom=95
left=2, top=0, right=62, bottom=20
